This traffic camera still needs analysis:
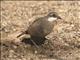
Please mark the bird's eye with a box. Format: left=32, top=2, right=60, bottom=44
left=52, top=14, right=56, bottom=17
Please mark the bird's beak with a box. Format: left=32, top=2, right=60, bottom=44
left=57, top=16, right=62, bottom=19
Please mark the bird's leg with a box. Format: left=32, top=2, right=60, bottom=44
left=30, top=39, right=40, bottom=49
left=33, top=37, right=46, bottom=48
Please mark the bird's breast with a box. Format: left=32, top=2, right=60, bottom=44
left=27, top=18, right=54, bottom=37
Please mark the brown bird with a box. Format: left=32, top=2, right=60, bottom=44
left=17, top=12, right=61, bottom=45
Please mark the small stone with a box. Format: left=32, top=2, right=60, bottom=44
left=34, top=50, right=38, bottom=54
left=9, top=50, right=14, bottom=53
left=13, top=45, right=17, bottom=49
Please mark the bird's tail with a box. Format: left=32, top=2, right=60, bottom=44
left=17, top=31, right=28, bottom=38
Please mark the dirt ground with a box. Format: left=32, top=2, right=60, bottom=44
left=1, top=1, right=80, bottom=60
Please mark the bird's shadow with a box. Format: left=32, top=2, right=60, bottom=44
left=21, top=37, right=46, bottom=45
left=21, top=38, right=33, bottom=45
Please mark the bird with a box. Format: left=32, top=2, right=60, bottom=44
left=17, top=12, right=61, bottom=45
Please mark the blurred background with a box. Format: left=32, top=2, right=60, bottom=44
left=1, top=1, right=80, bottom=60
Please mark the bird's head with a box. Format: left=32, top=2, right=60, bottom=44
left=47, top=12, right=62, bottom=22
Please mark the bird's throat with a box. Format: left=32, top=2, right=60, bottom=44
left=48, top=17, right=57, bottom=22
